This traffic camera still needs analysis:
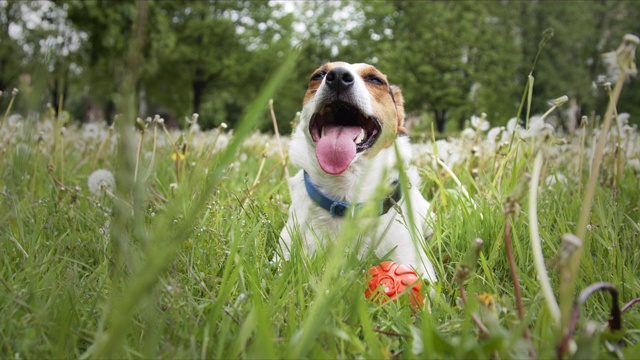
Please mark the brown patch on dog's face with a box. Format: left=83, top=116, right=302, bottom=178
left=303, top=62, right=406, bottom=158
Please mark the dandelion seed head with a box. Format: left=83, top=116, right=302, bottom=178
left=461, top=128, right=475, bottom=140
left=135, top=117, right=148, bottom=131
left=549, top=95, right=569, bottom=108
left=87, top=169, right=115, bottom=196
left=487, top=126, right=506, bottom=144
left=506, top=117, right=520, bottom=134
left=471, top=114, right=490, bottom=131
left=544, top=173, right=568, bottom=187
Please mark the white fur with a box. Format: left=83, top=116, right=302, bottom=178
left=278, top=63, right=437, bottom=283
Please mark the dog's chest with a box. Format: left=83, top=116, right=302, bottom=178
left=289, top=169, right=398, bottom=241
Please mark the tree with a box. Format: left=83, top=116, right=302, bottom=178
left=66, top=0, right=142, bottom=121
left=269, top=0, right=360, bottom=133
left=513, top=1, right=640, bottom=127
left=146, top=1, right=295, bottom=129
left=0, top=1, right=24, bottom=93
left=347, top=1, right=521, bottom=132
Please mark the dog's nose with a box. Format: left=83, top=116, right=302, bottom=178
left=325, top=67, right=354, bottom=91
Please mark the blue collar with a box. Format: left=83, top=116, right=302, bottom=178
left=303, top=171, right=402, bottom=217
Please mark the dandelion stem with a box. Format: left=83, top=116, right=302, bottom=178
left=502, top=214, right=537, bottom=357
left=558, top=32, right=639, bottom=352
left=93, top=122, right=114, bottom=171
left=149, top=183, right=168, bottom=203
left=240, top=159, right=284, bottom=204
left=142, top=123, right=158, bottom=182
left=269, top=99, right=290, bottom=181
left=134, top=130, right=144, bottom=184
left=559, top=282, right=620, bottom=357
left=31, top=141, right=42, bottom=195
left=0, top=90, right=18, bottom=130
left=504, top=216, right=526, bottom=320
left=560, top=69, right=627, bottom=343
left=251, top=149, right=267, bottom=190
left=576, top=118, right=587, bottom=196
left=161, top=123, right=182, bottom=182
left=529, top=151, right=561, bottom=325
left=458, top=282, right=490, bottom=337
left=430, top=154, right=476, bottom=208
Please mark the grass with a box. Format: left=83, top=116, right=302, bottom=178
left=2, top=45, right=640, bottom=359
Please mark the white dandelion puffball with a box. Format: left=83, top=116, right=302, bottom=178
left=471, top=115, right=490, bottom=131
left=88, top=169, right=115, bottom=196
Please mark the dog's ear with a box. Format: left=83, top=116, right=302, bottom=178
left=390, top=85, right=406, bottom=135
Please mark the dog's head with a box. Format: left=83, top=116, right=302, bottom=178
left=299, top=62, right=405, bottom=175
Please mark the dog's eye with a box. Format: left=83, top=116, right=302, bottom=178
left=365, top=75, right=386, bottom=86
left=311, top=70, right=327, bottom=81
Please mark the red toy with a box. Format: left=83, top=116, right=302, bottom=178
left=365, top=261, right=424, bottom=309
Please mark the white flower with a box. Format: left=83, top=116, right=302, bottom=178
left=434, top=139, right=462, bottom=167
left=617, top=112, right=630, bottom=129
left=544, top=173, right=568, bottom=188
left=88, top=169, right=115, bottom=196
left=487, top=126, right=506, bottom=144
left=470, top=114, right=490, bottom=131
left=461, top=128, right=476, bottom=140
left=522, top=116, right=554, bottom=139
left=82, top=122, right=102, bottom=140
left=506, top=117, right=520, bottom=134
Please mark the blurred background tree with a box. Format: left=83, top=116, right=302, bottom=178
left=1, top=0, right=639, bottom=134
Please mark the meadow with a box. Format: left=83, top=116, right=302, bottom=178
left=1, top=47, right=640, bottom=359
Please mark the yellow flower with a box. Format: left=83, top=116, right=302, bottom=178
left=476, top=293, right=497, bottom=314
left=171, top=152, right=186, bottom=161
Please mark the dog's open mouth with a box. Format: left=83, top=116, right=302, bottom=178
left=309, top=102, right=381, bottom=175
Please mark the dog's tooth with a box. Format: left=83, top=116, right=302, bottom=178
left=355, top=128, right=365, bottom=144
left=321, top=126, right=326, bottom=138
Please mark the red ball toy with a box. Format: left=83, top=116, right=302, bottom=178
left=365, top=261, right=424, bottom=309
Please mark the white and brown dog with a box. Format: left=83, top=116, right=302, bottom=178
left=279, top=62, right=437, bottom=282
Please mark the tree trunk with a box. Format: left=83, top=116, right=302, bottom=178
left=105, top=100, right=116, bottom=124
left=434, top=109, right=448, bottom=133
left=192, top=67, right=207, bottom=115
left=50, top=64, right=70, bottom=116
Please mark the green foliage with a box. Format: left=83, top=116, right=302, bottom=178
left=348, top=1, right=521, bottom=132
left=0, top=2, right=25, bottom=92
left=1, top=27, right=640, bottom=357
left=3, top=1, right=640, bottom=133
left=1, top=4, right=640, bottom=355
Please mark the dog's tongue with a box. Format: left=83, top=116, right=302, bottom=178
left=316, top=125, right=361, bottom=175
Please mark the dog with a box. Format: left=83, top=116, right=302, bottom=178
left=278, top=62, right=437, bottom=283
